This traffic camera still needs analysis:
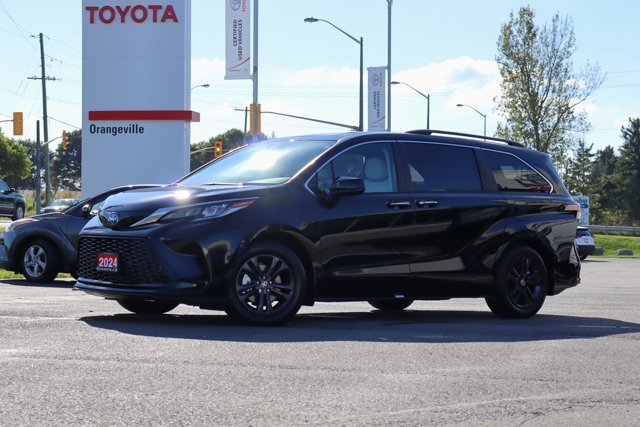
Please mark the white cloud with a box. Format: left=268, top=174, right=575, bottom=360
left=391, top=56, right=501, bottom=113
left=614, top=115, right=633, bottom=128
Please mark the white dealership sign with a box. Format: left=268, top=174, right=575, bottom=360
left=367, top=66, right=386, bottom=131
left=225, top=0, right=251, bottom=80
left=82, top=0, right=197, bottom=196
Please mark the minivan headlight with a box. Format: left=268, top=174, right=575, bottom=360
left=131, top=198, right=257, bottom=227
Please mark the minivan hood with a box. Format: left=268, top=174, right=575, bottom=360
left=97, top=183, right=265, bottom=229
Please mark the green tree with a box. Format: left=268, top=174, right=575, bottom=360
left=617, top=118, right=640, bottom=224
left=190, top=128, right=248, bottom=171
left=51, top=130, right=82, bottom=191
left=564, top=138, right=594, bottom=195
left=588, top=146, right=621, bottom=224
left=0, top=130, right=32, bottom=184
left=495, top=6, right=604, bottom=162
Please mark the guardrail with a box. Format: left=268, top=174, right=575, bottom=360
left=587, top=225, right=640, bottom=234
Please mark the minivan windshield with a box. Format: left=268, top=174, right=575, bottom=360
left=180, top=139, right=335, bottom=186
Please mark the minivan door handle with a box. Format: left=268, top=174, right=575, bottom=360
left=416, top=200, right=439, bottom=208
left=387, top=200, right=412, bottom=209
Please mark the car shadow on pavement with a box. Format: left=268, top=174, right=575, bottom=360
left=79, top=310, right=640, bottom=344
left=1, top=279, right=75, bottom=289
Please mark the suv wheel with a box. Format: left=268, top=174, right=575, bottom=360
left=12, top=204, right=25, bottom=221
left=368, top=299, right=414, bottom=311
left=226, top=243, right=306, bottom=325
left=117, top=298, right=179, bottom=315
left=21, top=239, right=59, bottom=283
left=486, top=246, right=548, bottom=318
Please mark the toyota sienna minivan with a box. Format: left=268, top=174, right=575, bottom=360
left=74, top=130, right=581, bottom=325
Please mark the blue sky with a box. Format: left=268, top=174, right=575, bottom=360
left=0, top=0, right=638, bottom=153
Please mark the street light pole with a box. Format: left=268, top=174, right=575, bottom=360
left=304, top=17, right=363, bottom=131
left=387, top=0, right=392, bottom=131
left=190, top=83, right=210, bottom=90
left=456, top=103, right=486, bottom=137
left=391, top=81, right=430, bottom=129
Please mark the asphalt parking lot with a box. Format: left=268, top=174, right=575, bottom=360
left=1, top=258, right=639, bottom=426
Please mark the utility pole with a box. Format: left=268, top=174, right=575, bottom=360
left=28, top=33, right=57, bottom=206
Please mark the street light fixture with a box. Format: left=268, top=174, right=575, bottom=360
left=191, top=83, right=210, bottom=90
left=304, top=17, right=363, bottom=132
left=456, top=103, right=486, bottom=137
left=391, top=81, right=430, bottom=129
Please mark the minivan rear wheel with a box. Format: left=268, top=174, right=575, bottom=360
left=226, top=243, right=306, bottom=325
left=486, top=246, right=548, bottom=318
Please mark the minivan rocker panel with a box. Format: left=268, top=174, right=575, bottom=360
left=74, top=131, right=581, bottom=325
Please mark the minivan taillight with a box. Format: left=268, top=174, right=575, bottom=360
left=564, top=203, right=581, bottom=221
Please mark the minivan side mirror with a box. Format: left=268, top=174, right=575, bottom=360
left=330, top=177, right=365, bottom=196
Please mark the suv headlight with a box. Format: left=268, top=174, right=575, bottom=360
left=4, top=217, right=37, bottom=232
left=131, top=198, right=257, bottom=227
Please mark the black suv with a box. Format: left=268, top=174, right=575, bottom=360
left=75, top=130, right=581, bottom=325
left=0, top=179, right=25, bottom=221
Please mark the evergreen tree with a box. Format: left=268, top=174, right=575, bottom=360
left=617, top=118, right=640, bottom=224
left=588, top=146, right=620, bottom=224
left=51, top=130, right=82, bottom=191
left=565, top=138, right=594, bottom=195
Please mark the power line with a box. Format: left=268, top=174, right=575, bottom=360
left=49, top=116, right=80, bottom=129
left=0, top=0, right=36, bottom=50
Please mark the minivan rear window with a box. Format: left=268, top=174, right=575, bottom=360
left=484, top=151, right=552, bottom=193
left=405, top=143, right=482, bottom=192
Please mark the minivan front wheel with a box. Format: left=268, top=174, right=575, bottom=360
left=226, top=243, right=306, bottom=325
left=486, top=246, right=548, bottom=318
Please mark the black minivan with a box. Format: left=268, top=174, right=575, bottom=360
left=74, top=130, right=581, bottom=325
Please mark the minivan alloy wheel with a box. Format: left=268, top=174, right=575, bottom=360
left=505, top=256, right=545, bottom=310
left=237, top=255, right=294, bottom=313
left=486, top=246, right=548, bottom=318
left=228, top=243, right=306, bottom=325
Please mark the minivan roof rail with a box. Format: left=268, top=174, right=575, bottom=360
left=406, top=129, right=525, bottom=148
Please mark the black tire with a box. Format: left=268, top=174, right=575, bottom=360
left=117, top=298, right=179, bottom=315
left=20, top=239, right=59, bottom=283
left=225, top=243, right=306, bottom=325
left=368, top=299, right=414, bottom=311
left=579, top=254, right=587, bottom=261
left=12, top=204, right=25, bottom=221
left=486, top=246, right=548, bottom=318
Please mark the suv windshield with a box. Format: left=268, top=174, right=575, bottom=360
left=180, top=139, right=335, bottom=186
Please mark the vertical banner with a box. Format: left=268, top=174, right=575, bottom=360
left=368, top=66, right=386, bottom=131
left=225, top=0, right=251, bottom=80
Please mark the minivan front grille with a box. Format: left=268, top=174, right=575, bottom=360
left=78, top=237, right=169, bottom=285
